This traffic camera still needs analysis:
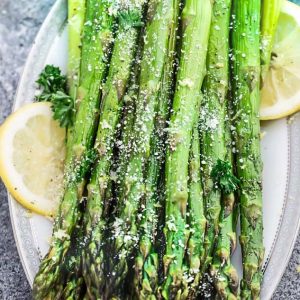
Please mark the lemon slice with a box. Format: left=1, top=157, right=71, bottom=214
left=260, top=1, right=300, bottom=120
left=0, top=102, right=66, bottom=217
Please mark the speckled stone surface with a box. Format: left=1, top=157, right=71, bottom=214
left=0, top=1, right=299, bottom=299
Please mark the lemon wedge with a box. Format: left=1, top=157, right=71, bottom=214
left=260, top=1, right=300, bottom=120
left=0, top=102, right=66, bottom=217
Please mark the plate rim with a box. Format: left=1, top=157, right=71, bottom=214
left=260, top=114, right=300, bottom=299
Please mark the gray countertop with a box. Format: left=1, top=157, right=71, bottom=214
left=0, top=0, right=300, bottom=299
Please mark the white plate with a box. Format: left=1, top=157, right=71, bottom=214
left=8, top=0, right=300, bottom=299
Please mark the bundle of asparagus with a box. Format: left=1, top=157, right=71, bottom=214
left=32, top=0, right=283, bottom=299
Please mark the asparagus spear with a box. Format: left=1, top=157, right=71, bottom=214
left=261, top=0, right=283, bottom=82
left=161, top=1, right=211, bottom=298
left=33, top=1, right=115, bottom=298
left=65, top=0, right=86, bottom=159
left=182, top=125, right=207, bottom=298
left=105, top=1, right=178, bottom=297
left=231, top=1, right=264, bottom=299
left=113, top=15, right=146, bottom=207
left=200, top=0, right=232, bottom=270
left=210, top=77, right=240, bottom=299
left=68, top=0, right=86, bottom=99
left=210, top=159, right=239, bottom=299
left=134, top=4, right=179, bottom=296
left=114, top=85, right=139, bottom=202
left=61, top=210, right=89, bottom=300
left=61, top=1, right=88, bottom=293
left=80, top=2, right=145, bottom=298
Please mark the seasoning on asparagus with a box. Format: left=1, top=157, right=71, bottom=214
left=232, top=1, right=264, bottom=298
left=161, top=1, right=212, bottom=298
left=33, top=1, right=115, bottom=298
left=104, top=1, right=179, bottom=297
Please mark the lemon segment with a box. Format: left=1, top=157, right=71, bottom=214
left=260, top=1, right=300, bottom=120
left=0, top=102, right=66, bottom=217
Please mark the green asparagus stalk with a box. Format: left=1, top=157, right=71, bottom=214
left=65, top=0, right=88, bottom=285
left=161, top=1, right=212, bottom=298
left=40, top=1, right=87, bottom=297
left=209, top=91, right=239, bottom=299
left=117, top=92, right=137, bottom=180
left=66, top=0, right=87, bottom=160
left=261, top=0, right=283, bottom=82
left=105, top=1, right=179, bottom=297
left=114, top=13, right=145, bottom=206
left=182, top=125, right=207, bottom=299
left=80, top=2, right=145, bottom=298
left=210, top=80, right=240, bottom=299
left=114, top=86, right=139, bottom=199
left=134, top=3, right=179, bottom=296
left=58, top=1, right=87, bottom=294
left=61, top=212, right=89, bottom=300
left=232, top=1, right=264, bottom=299
left=33, top=1, right=115, bottom=298
left=210, top=160, right=239, bottom=299
left=67, top=0, right=86, bottom=99
left=200, top=0, right=232, bottom=271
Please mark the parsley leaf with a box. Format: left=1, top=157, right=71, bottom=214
left=51, top=91, right=75, bottom=128
left=35, top=65, right=74, bottom=128
left=36, top=65, right=67, bottom=95
left=211, top=159, right=239, bottom=195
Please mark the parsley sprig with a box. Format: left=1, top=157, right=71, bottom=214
left=35, top=65, right=75, bottom=128
left=211, top=159, right=240, bottom=195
